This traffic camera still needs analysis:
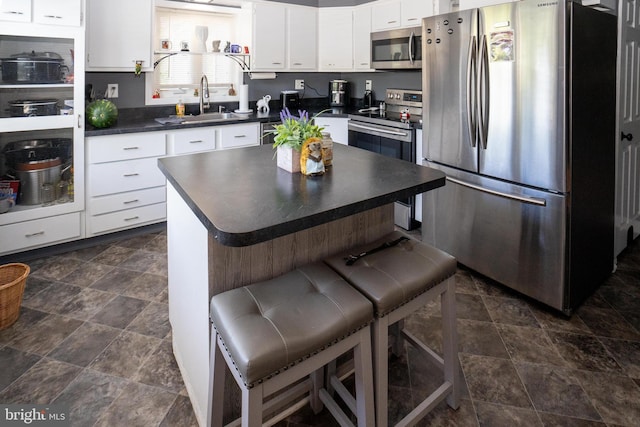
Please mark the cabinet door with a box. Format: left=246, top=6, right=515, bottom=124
left=252, top=2, right=286, bottom=71
left=372, top=0, right=400, bottom=31
left=168, top=128, right=216, bottom=155
left=0, top=0, right=30, bottom=22
left=219, top=123, right=259, bottom=149
left=288, top=5, right=317, bottom=70
left=86, top=0, right=153, bottom=71
left=318, top=8, right=353, bottom=71
left=401, top=0, right=433, bottom=27
left=33, top=0, right=81, bottom=26
left=314, top=117, right=349, bottom=146
left=353, top=6, right=372, bottom=70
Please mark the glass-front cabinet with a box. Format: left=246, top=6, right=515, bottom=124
left=0, top=3, right=85, bottom=256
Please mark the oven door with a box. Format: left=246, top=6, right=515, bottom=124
left=348, top=121, right=414, bottom=161
left=348, top=120, right=417, bottom=229
left=371, top=27, right=422, bottom=70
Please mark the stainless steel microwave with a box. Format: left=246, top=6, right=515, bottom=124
left=371, top=27, right=422, bottom=70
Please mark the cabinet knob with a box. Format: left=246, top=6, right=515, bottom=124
left=621, top=132, right=634, bottom=141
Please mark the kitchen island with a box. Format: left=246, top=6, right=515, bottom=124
left=157, top=144, right=445, bottom=425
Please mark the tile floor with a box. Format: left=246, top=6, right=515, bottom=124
left=1, top=227, right=639, bottom=426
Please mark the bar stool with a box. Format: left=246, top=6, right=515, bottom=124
left=207, top=262, right=376, bottom=427
left=324, top=231, right=460, bottom=427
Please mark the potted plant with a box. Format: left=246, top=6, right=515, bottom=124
left=270, top=108, right=325, bottom=173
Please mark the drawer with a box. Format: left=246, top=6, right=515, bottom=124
left=33, top=0, right=81, bottom=26
left=89, top=157, right=166, bottom=196
left=87, top=132, right=166, bottom=163
left=168, top=128, right=216, bottom=155
left=87, top=203, right=166, bottom=236
left=219, top=123, right=260, bottom=149
left=0, top=212, right=81, bottom=255
left=89, top=187, right=166, bottom=216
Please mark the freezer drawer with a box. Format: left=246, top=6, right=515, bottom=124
left=422, top=164, right=568, bottom=310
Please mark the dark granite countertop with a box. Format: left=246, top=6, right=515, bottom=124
left=158, top=144, right=445, bottom=247
left=85, top=104, right=352, bottom=137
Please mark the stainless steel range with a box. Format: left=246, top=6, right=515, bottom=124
left=348, top=88, right=422, bottom=229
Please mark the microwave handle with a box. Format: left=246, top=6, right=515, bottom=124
left=409, top=31, right=415, bottom=64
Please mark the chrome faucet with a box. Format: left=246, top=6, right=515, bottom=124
left=218, top=105, right=226, bottom=113
left=199, top=74, right=210, bottom=115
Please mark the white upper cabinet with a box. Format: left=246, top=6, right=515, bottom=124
left=372, top=0, right=435, bottom=31
left=401, top=0, right=433, bottom=27
left=0, top=0, right=30, bottom=22
left=353, top=5, right=372, bottom=70
left=371, top=0, right=401, bottom=31
left=288, top=5, right=317, bottom=70
left=251, top=2, right=286, bottom=71
left=33, top=0, right=81, bottom=26
left=318, top=7, right=353, bottom=71
left=85, top=0, right=153, bottom=71
left=1, top=0, right=82, bottom=26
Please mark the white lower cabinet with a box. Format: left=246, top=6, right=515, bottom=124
left=314, top=117, right=349, bottom=146
left=167, top=127, right=216, bottom=155
left=218, top=123, right=260, bottom=149
left=2, top=213, right=82, bottom=254
left=85, top=131, right=167, bottom=237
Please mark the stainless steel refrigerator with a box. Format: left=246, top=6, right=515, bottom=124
left=421, top=0, right=617, bottom=313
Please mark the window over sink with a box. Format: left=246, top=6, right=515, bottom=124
left=145, top=4, right=247, bottom=106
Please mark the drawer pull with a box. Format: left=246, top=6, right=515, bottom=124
left=234, top=135, right=246, bottom=138
left=124, top=216, right=140, bottom=222
left=123, top=146, right=139, bottom=150
left=25, top=231, right=45, bottom=238
left=123, top=173, right=139, bottom=177
left=123, top=199, right=140, bottom=204
left=189, top=140, right=203, bottom=144
left=387, top=20, right=397, bottom=24
left=44, top=14, right=63, bottom=19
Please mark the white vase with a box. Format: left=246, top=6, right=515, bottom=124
left=277, top=145, right=301, bottom=173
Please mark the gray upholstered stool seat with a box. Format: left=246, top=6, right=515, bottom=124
left=325, top=231, right=460, bottom=427
left=207, top=262, right=376, bottom=427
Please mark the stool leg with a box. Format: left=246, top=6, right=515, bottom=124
left=208, top=330, right=226, bottom=427
left=354, top=327, right=375, bottom=427
left=441, top=276, right=460, bottom=410
left=310, top=368, right=324, bottom=413
left=391, top=319, right=404, bottom=357
left=242, top=383, right=263, bottom=427
left=372, top=316, right=390, bottom=427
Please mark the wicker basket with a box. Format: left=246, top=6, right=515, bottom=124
left=0, top=263, right=30, bottom=330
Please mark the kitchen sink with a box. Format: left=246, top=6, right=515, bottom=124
left=180, top=112, right=248, bottom=123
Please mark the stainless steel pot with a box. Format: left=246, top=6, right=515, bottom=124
left=1, top=51, right=67, bottom=83
left=15, top=163, right=62, bottom=205
left=9, top=99, right=58, bottom=117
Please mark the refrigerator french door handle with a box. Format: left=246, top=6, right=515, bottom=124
left=467, top=36, right=478, bottom=148
left=478, top=34, right=490, bottom=149
left=446, top=176, right=547, bottom=206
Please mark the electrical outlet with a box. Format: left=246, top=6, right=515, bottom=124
left=365, top=80, right=372, bottom=91
left=295, top=79, right=305, bottom=90
left=107, top=83, right=119, bottom=98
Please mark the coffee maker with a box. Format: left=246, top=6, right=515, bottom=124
left=329, top=80, right=349, bottom=108
left=280, top=90, right=300, bottom=111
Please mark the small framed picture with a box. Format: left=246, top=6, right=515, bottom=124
left=180, top=41, right=189, bottom=52
left=161, top=39, right=171, bottom=50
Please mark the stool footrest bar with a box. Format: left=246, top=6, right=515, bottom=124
left=395, top=382, right=453, bottom=427
left=319, top=388, right=356, bottom=427
left=330, top=374, right=357, bottom=415
left=400, top=328, right=445, bottom=369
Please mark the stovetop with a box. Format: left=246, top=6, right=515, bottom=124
left=348, top=88, right=422, bottom=129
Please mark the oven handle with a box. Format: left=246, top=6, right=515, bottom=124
left=349, top=122, right=410, bottom=138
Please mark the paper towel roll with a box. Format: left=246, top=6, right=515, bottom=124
left=239, top=84, right=249, bottom=111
